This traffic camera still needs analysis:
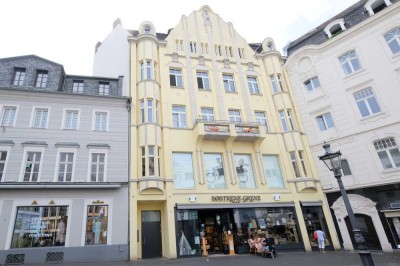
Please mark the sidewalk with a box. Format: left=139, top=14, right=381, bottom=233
left=29, top=251, right=400, bottom=266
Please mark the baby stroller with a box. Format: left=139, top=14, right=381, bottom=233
left=262, top=238, right=277, bottom=259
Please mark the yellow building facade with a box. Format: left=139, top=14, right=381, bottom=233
left=128, top=6, right=340, bottom=260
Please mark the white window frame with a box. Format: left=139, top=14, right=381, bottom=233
left=169, top=68, right=183, bottom=87
left=197, top=71, right=210, bottom=90
left=270, top=75, right=278, bottom=93
left=229, top=109, right=242, bottom=123
left=87, top=149, right=108, bottom=182
left=384, top=26, right=400, bottom=55
left=140, top=100, right=145, bottom=123
left=365, top=0, right=392, bottom=16
left=0, top=146, right=11, bottom=182
left=13, top=68, right=26, bottom=86
left=54, top=148, right=77, bottom=182
left=62, top=108, right=80, bottom=130
left=277, top=74, right=285, bottom=92
left=298, top=151, right=308, bottom=177
left=92, top=110, right=109, bottom=131
left=304, top=76, right=321, bottom=92
left=98, top=82, right=110, bottom=96
left=201, top=107, right=214, bottom=121
left=316, top=112, right=334, bottom=131
left=1, top=105, right=18, bottom=127
left=255, top=111, right=269, bottom=132
left=279, top=110, right=295, bottom=132
left=289, top=151, right=301, bottom=178
left=147, top=99, right=153, bottom=123
left=247, top=76, right=260, bottom=94
left=339, top=50, right=362, bottom=76
left=374, top=137, right=400, bottom=170
left=223, top=74, right=236, bottom=93
left=172, top=105, right=187, bottom=128
left=353, top=88, right=381, bottom=118
left=30, top=106, right=50, bottom=129
left=35, top=70, right=48, bottom=88
left=72, top=80, right=84, bottom=93
left=19, top=146, right=45, bottom=182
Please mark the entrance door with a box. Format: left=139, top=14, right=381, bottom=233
left=142, top=211, right=162, bottom=258
left=345, top=214, right=381, bottom=250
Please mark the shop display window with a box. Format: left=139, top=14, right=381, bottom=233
left=204, top=153, right=226, bottom=189
left=233, top=207, right=300, bottom=247
left=234, top=154, right=256, bottom=189
left=11, top=206, right=68, bottom=248
left=173, top=153, right=195, bottom=189
left=301, top=206, right=331, bottom=248
left=176, top=210, right=201, bottom=256
left=85, top=205, right=108, bottom=245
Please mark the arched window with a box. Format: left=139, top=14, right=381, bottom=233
left=324, top=19, right=346, bottom=38
left=374, top=138, right=400, bottom=169
left=144, top=25, right=151, bottom=35
left=364, top=0, right=392, bottom=16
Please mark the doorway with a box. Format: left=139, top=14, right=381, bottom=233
left=345, top=214, right=381, bottom=250
left=142, top=211, right=162, bottom=258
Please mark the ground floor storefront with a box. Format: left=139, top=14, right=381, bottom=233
left=326, top=183, right=400, bottom=252
left=0, top=185, right=128, bottom=264
left=129, top=192, right=341, bottom=260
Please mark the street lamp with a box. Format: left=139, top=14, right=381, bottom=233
left=318, top=143, right=374, bottom=266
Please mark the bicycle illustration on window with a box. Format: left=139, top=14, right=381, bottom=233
left=206, top=166, right=225, bottom=183
left=236, top=158, right=249, bottom=183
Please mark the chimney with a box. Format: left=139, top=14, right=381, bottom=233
left=113, top=18, right=122, bottom=29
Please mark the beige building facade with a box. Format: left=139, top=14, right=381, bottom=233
left=94, top=6, right=341, bottom=260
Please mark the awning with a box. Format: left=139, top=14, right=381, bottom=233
left=300, top=201, right=323, bottom=207
left=176, top=202, right=295, bottom=210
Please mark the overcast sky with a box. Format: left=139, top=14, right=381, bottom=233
left=0, top=0, right=358, bottom=76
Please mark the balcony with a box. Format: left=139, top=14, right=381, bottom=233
left=193, top=119, right=265, bottom=143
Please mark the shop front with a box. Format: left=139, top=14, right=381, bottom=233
left=175, top=201, right=304, bottom=257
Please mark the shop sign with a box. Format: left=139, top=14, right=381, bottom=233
left=211, top=195, right=261, bottom=203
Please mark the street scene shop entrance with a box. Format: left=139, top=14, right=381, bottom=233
left=176, top=205, right=303, bottom=257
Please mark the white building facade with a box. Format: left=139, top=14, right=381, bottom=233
left=284, top=0, right=400, bottom=251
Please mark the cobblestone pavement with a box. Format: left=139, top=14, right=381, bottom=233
left=29, top=251, right=400, bottom=266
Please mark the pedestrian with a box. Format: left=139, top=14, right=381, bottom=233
left=314, top=228, right=326, bottom=253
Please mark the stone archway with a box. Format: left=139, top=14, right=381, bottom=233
left=331, top=194, right=393, bottom=252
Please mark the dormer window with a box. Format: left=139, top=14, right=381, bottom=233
left=364, top=0, right=392, bottom=16
left=324, top=19, right=346, bottom=38
left=144, top=25, right=151, bottom=35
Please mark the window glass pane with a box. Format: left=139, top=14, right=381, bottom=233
left=389, top=148, right=400, bottom=167
left=378, top=151, right=393, bottom=169
left=173, top=153, right=195, bottom=189
left=367, top=97, right=381, bottom=114
left=11, top=206, right=68, bottom=248
left=341, top=159, right=352, bottom=176
left=357, top=101, right=370, bottom=117
left=85, top=205, right=108, bottom=245
left=204, top=153, right=226, bottom=189
left=235, top=154, right=256, bottom=189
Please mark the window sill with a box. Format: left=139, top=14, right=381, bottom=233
left=225, top=91, right=237, bottom=94
left=198, top=88, right=211, bottom=92
left=63, top=128, right=78, bottom=131
left=171, top=86, right=184, bottom=89
left=381, top=167, right=400, bottom=174
left=359, top=111, right=386, bottom=122
left=250, top=92, right=262, bottom=96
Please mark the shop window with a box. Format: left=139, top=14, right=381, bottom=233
left=173, top=153, right=195, bottom=189
left=204, top=153, right=226, bottom=189
left=11, top=206, right=68, bottom=248
left=234, top=154, right=256, bottom=189
left=263, top=155, right=285, bottom=188
left=301, top=206, right=332, bottom=248
left=85, top=205, right=108, bottom=245
left=176, top=210, right=201, bottom=256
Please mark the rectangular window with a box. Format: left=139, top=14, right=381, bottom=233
left=201, top=107, right=214, bottom=121
left=1, top=106, right=17, bottom=126
left=223, top=74, right=235, bottom=92
left=255, top=111, right=269, bottom=132
left=339, top=50, right=361, bottom=75
left=270, top=75, right=278, bottom=93
left=229, top=109, right=241, bottom=123
left=200, top=43, right=209, bottom=54
left=341, top=159, right=352, bottom=176
left=316, top=112, right=334, bottom=131
left=23, top=152, right=41, bottom=181
left=169, top=69, right=183, bottom=87
left=354, top=88, right=381, bottom=118
left=99, top=82, right=110, bottom=96
left=172, top=105, right=187, bottom=128
left=247, top=77, right=260, bottom=94
left=287, top=110, right=295, bottom=130
left=149, top=146, right=155, bottom=176
left=225, top=46, right=232, bottom=57
left=35, top=70, right=48, bottom=88
left=215, top=45, right=222, bottom=56
left=204, top=153, right=226, bottom=189
left=290, top=151, right=301, bottom=177
left=304, top=77, right=321, bottom=92
left=190, top=42, right=197, bottom=53
left=279, top=110, right=288, bottom=132
left=141, top=147, right=146, bottom=176
left=58, top=152, right=74, bottom=181
left=11, top=206, right=68, bottom=248
left=91, top=153, right=105, bottom=181
left=64, top=110, right=79, bottom=130
left=140, top=62, right=144, bottom=80
left=0, top=151, right=7, bottom=181
left=277, top=74, right=285, bottom=91
left=263, top=155, right=284, bottom=188
left=384, top=27, right=400, bottom=55
left=146, top=60, right=152, bottom=79
left=94, top=112, right=107, bottom=131
left=197, top=71, right=210, bottom=90
left=33, top=108, right=48, bottom=128
left=374, top=138, right=400, bottom=169
left=13, top=68, right=26, bottom=86
left=156, top=101, right=159, bottom=123
left=85, top=205, right=108, bottom=245
left=298, top=151, right=308, bottom=176
left=148, top=99, right=153, bottom=123
left=72, top=80, right=84, bottom=93
left=140, top=100, right=145, bottom=123
left=173, top=153, right=195, bottom=189
left=238, top=48, right=245, bottom=59
left=235, top=154, right=256, bottom=189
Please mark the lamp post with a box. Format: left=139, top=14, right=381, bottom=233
left=318, top=143, right=374, bottom=266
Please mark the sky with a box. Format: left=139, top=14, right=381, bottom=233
left=0, top=0, right=359, bottom=76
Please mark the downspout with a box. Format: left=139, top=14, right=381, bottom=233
left=127, top=40, right=132, bottom=261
